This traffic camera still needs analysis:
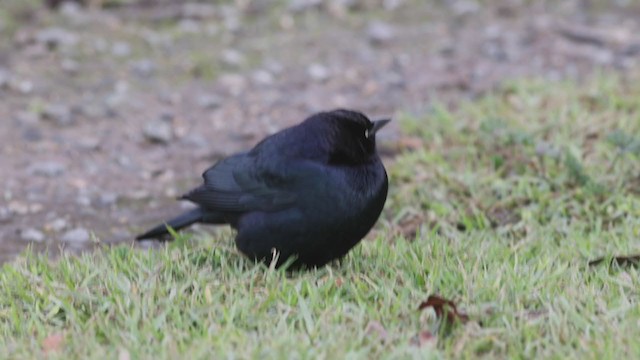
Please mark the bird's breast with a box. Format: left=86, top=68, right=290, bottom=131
left=301, top=160, right=387, bottom=223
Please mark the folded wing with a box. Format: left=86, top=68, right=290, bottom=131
left=181, top=153, right=297, bottom=213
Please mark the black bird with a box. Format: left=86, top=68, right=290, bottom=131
left=136, top=109, right=390, bottom=268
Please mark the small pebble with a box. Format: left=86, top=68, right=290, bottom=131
left=41, top=104, right=74, bottom=126
left=61, top=228, right=90, bottom=244
left=178, top=19, right=201, bottom=33
left=76, top=195, right=92, bottom=207
left=0, top=207, right=12, bottom=223
left=196, top=94, right=222, bottom=110
left=222, top=10, right=242, bottom=33
left=8, top=201, right=29, bottom=215
left=130, top=59, right=156, bottom=78
left=158, top=92, right=181, bottom=106
left=263, top=59, right=284, bottom=75
left=0, top=68, right=11, bottom=89
left=221, top=49, right=247, bottom=68
left=111, top=41, right=131, bottom=58
left=59, top=1, right=84, bottom=18
left=117, top=155, right=134, bottom=169
left=30, top=203, right=43, bottom=213
left=46, top=218, right=68, bottom=232
left=182, top=133, right=208, bottom=148
left=77, top=137, right=101, bottom=151
left=22, top=127, right=43, bottom=142
left=98, top=192, right=119, bottom=207
left=28, top=161, right=66, bottom=177
left=35, top=27, right=78, bottom=49
left=61, top=58, right=79, bottom=74
left=15, top=80, right=33, bottom=95
left=383, top=0, right=405, bottom=10
left=20, top=228, right=45, bottom=243
left=307, top=63, right=330, bottom=82
left=218, top=74, right=246, bottom=96
left=450, top=0, right=480, bottom=16
left=181, top=2, right=217, bottom=19
left=367, top=21, right=395, bottom=46
left=288, top=0, right=322, bottom=12
left=251, top=69, right=274, bottom=85
left=143, top=119, right=173, bottom=144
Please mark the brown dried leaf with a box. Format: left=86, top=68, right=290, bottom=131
left=410, top=330, right=437, bottom=348
left=397, top=213, right=425, bottom=239
left=418, top=295, right=470, bottom=325
left=42, top=333, right=64, bottom=353
left=488, top=207, right=521, bottom=228
left=589, top=254, right=640, bottom=267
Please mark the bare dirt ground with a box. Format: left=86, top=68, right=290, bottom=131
left=2, top=0, right=640, bottom=262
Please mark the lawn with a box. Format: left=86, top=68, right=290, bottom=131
left=1, top=74, right=639, bottom=359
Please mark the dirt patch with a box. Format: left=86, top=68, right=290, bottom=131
left=2, top=0, right=640, bottom=262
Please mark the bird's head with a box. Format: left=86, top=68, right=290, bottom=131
left=310, top=109, right=390, bottom=165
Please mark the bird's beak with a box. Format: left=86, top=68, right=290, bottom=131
left=370, top=118, right=391, bottom=135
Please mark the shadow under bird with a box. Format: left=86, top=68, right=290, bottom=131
left=136, top=109, right=390, bottom=269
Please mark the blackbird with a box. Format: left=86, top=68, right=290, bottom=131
left=136, top=109, right=390, bottom=268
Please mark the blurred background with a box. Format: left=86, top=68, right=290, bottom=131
left=1, top=0, right=640, bottom=262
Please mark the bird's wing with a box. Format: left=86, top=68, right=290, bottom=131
left=182, top=153, right=297, bottom=212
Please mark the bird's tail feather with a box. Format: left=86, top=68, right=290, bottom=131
left=136, top=208, right=203, bottom=241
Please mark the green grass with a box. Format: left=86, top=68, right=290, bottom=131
left=2, top=74, right=640, bottom=359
